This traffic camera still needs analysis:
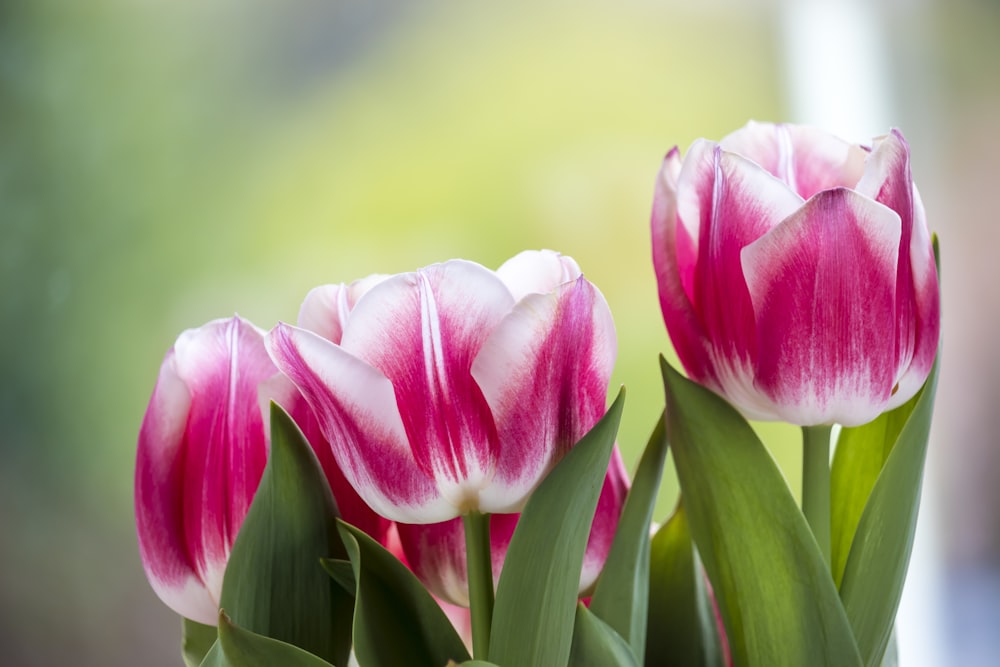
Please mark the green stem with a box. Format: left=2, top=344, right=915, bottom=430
left=463, top=511, right=494, bottom=660
left=802, top=425, right=832, bottom=566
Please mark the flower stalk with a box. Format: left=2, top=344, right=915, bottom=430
left=463, top=511, right=495, bottom=660
left=802, top=425, right=832, bottom=565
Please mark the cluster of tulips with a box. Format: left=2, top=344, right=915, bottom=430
left=135, top=122, right=940, bottom=667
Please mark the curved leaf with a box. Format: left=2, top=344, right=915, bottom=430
left=183, top=618, right=217, bottom=667
left=338, top=521, right=470, bottom=667
left=489, top=389, right=625, bottom=667
left=661, top=359, right=861, bottom=666
left=646, top=501, right=725, bottom=667
left=219, top=403, right=353, bottom=666
left=838, top=361, right=939, bottom=666
left=210, top=611, right=336, bottom=667
left=589, top=413, right=668, bottom=663
left=569, top=602, right=640, bottom=667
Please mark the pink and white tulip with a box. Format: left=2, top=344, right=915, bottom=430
left=394, top=445, right=630, bottom=606
left=651, top=122, right=940, bottom=426
left=266, top=250, right=617, bottom=523
left=134, top=316, right=387, bottom=624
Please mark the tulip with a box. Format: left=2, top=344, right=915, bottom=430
left=394, top=445, right=630, bottom=606
left=651, top=122, right=939, bottom=426
left=134, top=316, right=387, bottom=624
left=266, top=250, right=617, bottom=523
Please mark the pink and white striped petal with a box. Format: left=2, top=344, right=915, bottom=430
left=721, top=121, right=867, bottom=199
left=471, top=276, right=616, bottom=513
left=580, top=445, right=630, bottom=594
left=742, top=189, right=903, bottom=426
left=266, top=323, right=455, bottom=523
left=495, top=249, right=582, bottom=301
left=339, top=261, right=514, bottom=513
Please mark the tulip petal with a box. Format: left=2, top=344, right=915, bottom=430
left=470, top=276, right=616, bottom=512
left=340, top=261, right=513, bottom=513
left=174, top=317, right=274, bottom=608
left=580, top=445, right=630, bottom=593
left=396, top=518, right=472, bottom=607
left=678, top=143, right=803, bottom=415
left=135, top=351, right=219, bottom=624
left=298, top=275, right=388, bottom=344
left=266, top=323, right=454, bottom=523
left=742, top=189, right=903, bottom=426
left=721, top=121, right=867, bottom=199
left=856, top=130, right=941, bottom=407
left=651, top=147, right=716, bottom=384
left=495, top=249, right=582, bottom=301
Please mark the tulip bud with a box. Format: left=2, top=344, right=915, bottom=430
left=651, top=122, right=940, bottom=426
left=134, top=315, right=387, bottom=624
left=266, top=250, right=617, bottom=523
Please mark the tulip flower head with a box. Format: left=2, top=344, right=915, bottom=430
left=134, top=316, right=387, bottom=624
left=651, top=122, right=940, bottom=426
left=266, top=250, right=617, bottom=524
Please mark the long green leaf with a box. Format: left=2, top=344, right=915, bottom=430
left=489, top=389, right=625, bottom=667
left=568, top=603, right=640, bottom=667
left=645, top=501, right=725, bottom=667
left=183, top=618, right=217, bottom=667
left=831, top=392, right=921, bottom=587
left=661, top=359, right=861, bottom=667
left=338, top=521, right=470, bottom=667
left=589, top=413, right=668, bottom=663
left=838, top=362, right=939, bottom=666
left=218, top=403, right=353, bottom=666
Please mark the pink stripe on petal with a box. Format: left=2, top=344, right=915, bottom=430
left=397, top=518, right=471, bottom=606
left=471, top=277, right=616, bottom=513
left=685, top=148, right=802, bottom=393
left=651, top=148, right=716, bottom=384
left=340, top=261, right=513, bottom=511
left=266, top=323, right=454, bottom=523
left=742, top=189, right=902, bottom=426
left=495, top=250, right=581, bottom=301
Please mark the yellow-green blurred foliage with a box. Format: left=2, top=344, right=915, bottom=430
left=10, top=0, right=999, bottom=664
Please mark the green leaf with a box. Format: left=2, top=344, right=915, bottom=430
left=320, top=558, right=357, bottom=597
left=338, top=520, right=471, bottom=667
left=218, top=403, right=353, bottom=666
left=489, top=388, right=625, bottom=667
left=661, top=359, right=861, bottom=667
left=182, top=618, right=217, bottom=667
left=588, top=413, right=668, bottom=663
left=645, top=501, right=725, bottom=667
left=199, top=611, right=337, bottom=667
left=449, top=662, right=501, bottom=666
left=838, top=361, right=939, bottom=667
left=831, top=393, right=921, bottom=587
left=568, top=602, right=640, bottom=667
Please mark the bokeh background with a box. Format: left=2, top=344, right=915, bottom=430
left=2, top=0, right=998, bottom=664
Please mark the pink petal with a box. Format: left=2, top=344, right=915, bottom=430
left=495, top=250, right=582, bottom=301
left=720, top=121, right=867, bottom=199
left=266, top=323, right=454, bottom=523
left=741, top=189, right=903, bottom=426
left=261, top=373, right=391, bottom=544
left=677, top=143, right=803, bottom=414
left=339, top=261, right=514, bottom=513
left=580, top=445, right=630, bottom=593
left=651, top=148, right=715, bottom=383
left=297, top=275, right=388, bottom=344
left=470, top=276, right=616, bottom=513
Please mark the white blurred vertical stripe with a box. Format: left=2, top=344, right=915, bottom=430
left=780, top=2, right=944, bottom=666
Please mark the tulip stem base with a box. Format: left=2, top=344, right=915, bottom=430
left=802, top=425, right=832, bottom=566
left=463, top=511, right=494, bottom=660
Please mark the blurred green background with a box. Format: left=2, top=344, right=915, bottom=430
left=2, top=0, right=999, bottom=665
